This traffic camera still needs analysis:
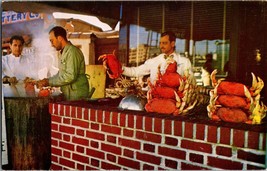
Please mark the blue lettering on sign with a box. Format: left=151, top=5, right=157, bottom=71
left=11, top=14, right=17, bottom=22
left=2, top=11, right=41, bottom=25
left=17, top=13, right=22, bottom=20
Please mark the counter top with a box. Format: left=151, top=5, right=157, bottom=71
left=51, top=97, right=267, bottom=133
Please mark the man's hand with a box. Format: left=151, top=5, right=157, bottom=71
left=36, top=78, right=49, bottom=89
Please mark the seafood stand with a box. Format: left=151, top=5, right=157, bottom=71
left=2, top=1, right=267, bottom=170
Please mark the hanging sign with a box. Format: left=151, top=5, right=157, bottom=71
left=2, top=11, right=41, bottom=25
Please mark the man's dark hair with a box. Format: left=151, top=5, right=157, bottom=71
left=49, top=26, right=67, bottom=40
left=161, top=31, right=176, bottom=42
left=10, top=35, right=25, bottom=45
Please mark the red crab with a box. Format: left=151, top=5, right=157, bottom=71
left=207, top=69, right=266, bottom=124
left=145, top=60, right=198, bottom=115
left=98, top=50, right=123, bottom=79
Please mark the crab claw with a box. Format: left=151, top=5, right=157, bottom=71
left=210, top=69, right=218, bottom=87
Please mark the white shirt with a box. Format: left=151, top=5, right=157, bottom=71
left=122, top=52, right=193, bottom=85
left=2, top=53, right=37, bottom=80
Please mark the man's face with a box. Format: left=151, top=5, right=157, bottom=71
left=159, top=35, right=175, bottom=55
left=10, top=39, right=23, bottom=57
left=49, top=31, right=62, bottom=51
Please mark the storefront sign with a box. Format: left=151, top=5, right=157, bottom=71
left=2, top=11, right=41, bottom=25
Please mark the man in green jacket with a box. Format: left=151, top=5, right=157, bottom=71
left=38, top=26, right=89, bottom=101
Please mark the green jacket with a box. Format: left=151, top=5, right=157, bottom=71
left=49, top=42, right=89, bottom=101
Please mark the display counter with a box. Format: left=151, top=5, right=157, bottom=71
left=49, top=98, right=266, bottom=170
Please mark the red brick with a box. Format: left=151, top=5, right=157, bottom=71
left=111, top=112, right=119, bottom=125
left=60, top=141, right=75, bottom=151
left=158, top=146, right=186, bottom=160
left=59, top=158, right=75, bottom=169
left=51, top=123, right=58, bottom=131
left=52, top=131, right=62, bottom=140
left=220, top=127, right=231, bottom=145
left=102, top=161, right=121, bottom=170
left=196, top=123, right=205, bottom=140
left=76, top=107, right=83, bottom=119
left=53, top=103, right=59, bottom=114
left=127, top=114, right=134, bottom=128
left=123, top=149, right=134, bottom=158
left=165, top=159, right=178, bottom=169
left=181, top=163, right=209, bottom=170
left=90, top=140, right=99, bottom=148
left=107, top=135, right=117, bottom=144
left=84, top=108, right=89, bottom=120
left=86, top=130, right=105, bottom=141
left=97, top=110, right=103, bottom=122
left=86, top=148, right=105, bottom=159
left=165, top=136, right=178, bottom=146
left=144, top=116, right=153, bottom=132
left=76, top=145, right=85, bottom=153
left=72, top=119, right=89, bottom=128
left=247, top=131, right=259, bottom=149
left=52, top=115, right=62, bottom=123
left=63, top=118, right=70, bottom=124
left=207, top=156, right=243, bottom=170
left=104, top=111, right=111, bottom=124
left=216, top=146, right=232, bottom=157
left=154, top=118, right=162, bottom=133
left=189, top=153, right=204, bottom=164
left=86, top=166, right=97, bottom=170
left=73, top=153, right=89, bottom=163
left=174, top=120, right=183, bottom=136
left=90, top=122, right=99, bottom=130
left=76, top=129, right=85, bottom=136
left=136, top=115, right=143, bottom=129
left=181, top=139, right=212, bottom=153
left=136, top=131, right=161, bottom=143
left=123, top=128, right=134, bottom=137
left=71, top=106, right=77, bottom=118
left=118, top=157, right=140, bottom=170
left=119, top=137, right=141, bottom=149
left=91, top=158, right=99, bottom=167
left=65, top=105, right=71, bottom=117
left=51, top=155, right=58, bottom=163
left=143, top=164, right=154, bottom=170
left=51, top=163, right=63, bottom=170
left=63, top=150, right=71, bottom=158
left=107, top=153, right=117, bottom=162
left=143, top=143, right=155, bottom=152
left=59, top=105, right=65, bottom=116
left=51, top=146, right=62, bottom=156
left=51, top=139, right=58, bottom=147
left=77, top=163, right=85, bottom=170
left=119, top=113, right=126, bottom=127
left=233, top=129, right=245, bottom=147
left=102, top=143, right=122, bottom=155
left=237, top=149, right=265, bottom=164
left=72, top=136, right=89, bottom=146
left=164, top=119, right=172, bottom=135
left=136, top=152, right=161, bottom=165
left=63, top=134, right=70, bottom=141
left=184, top=122, right=193, bottom=138
left=59, top=125, right=75, bottom=134
left=90, top=109, right=96, bottom=122
left=207, top=125, right=217, bottom=143
left=101, top=125, right=121, bottom=135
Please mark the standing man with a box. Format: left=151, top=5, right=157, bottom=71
left=37, top=26, right=89, bottom=101
left=2, top=35, right=36, bottom=80
left=122, top=31, right=193, bottom=85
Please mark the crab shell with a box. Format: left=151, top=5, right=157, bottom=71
left=145, top=98, right=178, bottom=115
left=98, top=51, right=123, bottom=79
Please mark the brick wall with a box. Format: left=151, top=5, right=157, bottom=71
left=49, top=103, right=266, bottom=170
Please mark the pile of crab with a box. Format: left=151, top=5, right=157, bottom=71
left=207, top=69, right=267, bottom=124
left=98, top=51, right=208, bottom=115
left=145, top=58, right=208, bottom=115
